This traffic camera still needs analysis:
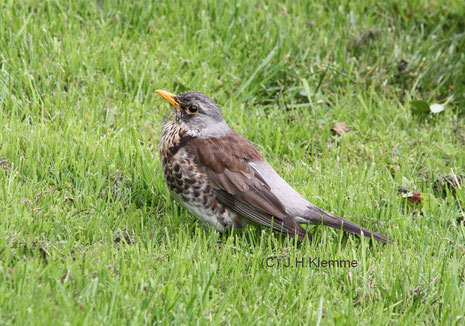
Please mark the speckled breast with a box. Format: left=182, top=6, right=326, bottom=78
left=159, top=123, right=241, bottom=230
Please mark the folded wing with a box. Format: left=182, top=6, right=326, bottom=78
left=184, top=130, right=310, bottom=241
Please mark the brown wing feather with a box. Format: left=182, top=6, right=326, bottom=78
left=184, top=130, right=310, bottom=241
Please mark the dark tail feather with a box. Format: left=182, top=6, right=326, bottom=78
left=305, top=205, right=389, bottom=243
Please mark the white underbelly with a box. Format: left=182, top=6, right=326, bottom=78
left=169, top=191, right=226, bottom=231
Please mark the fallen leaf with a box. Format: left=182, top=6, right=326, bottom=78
left=332, top=122, right=350, bottom=135
left=410, top=100, right=430, bottom=114
left=407, top=191, right=423, bottom=204
left=411, top=100, right=445, bottom=115
left=430, top=103, right=444, bottom=113
left=398, top=181, right=423, bottom=205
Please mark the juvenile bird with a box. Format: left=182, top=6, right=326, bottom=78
left=156, top=90, right=388, bottom=243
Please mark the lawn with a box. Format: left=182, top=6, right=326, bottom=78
left=1, top=0, right=464, bottom=324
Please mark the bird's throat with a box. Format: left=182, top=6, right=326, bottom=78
left=160, top=121, right=195, bottom=158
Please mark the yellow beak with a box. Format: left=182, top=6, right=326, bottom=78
left=156, top=90, right=181, bottom=110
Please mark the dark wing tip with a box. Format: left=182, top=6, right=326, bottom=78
left=305, top=205, right=390, bottom=244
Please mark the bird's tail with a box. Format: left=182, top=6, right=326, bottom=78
left=304, top=205, right=389, bottom=243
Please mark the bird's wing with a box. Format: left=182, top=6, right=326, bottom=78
left=184, top=130, right=310, bottom=241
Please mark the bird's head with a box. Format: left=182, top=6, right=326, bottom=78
left=156, top=90, right=229, bottom=138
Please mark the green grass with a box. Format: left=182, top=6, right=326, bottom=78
left=1, top=0, right=465, bottom=324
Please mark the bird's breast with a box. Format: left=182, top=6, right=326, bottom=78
left=160, top=147, right=244, bottom=229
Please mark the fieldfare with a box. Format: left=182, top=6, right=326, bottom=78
left=156, top=90, right=388, bottom=243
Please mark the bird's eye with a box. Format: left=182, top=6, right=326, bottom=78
left=186, top=105, right=199, bottom=114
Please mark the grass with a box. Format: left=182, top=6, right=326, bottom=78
left=1, top=0, right=464, bottom=324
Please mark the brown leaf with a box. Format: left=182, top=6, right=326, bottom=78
left=407, top=191, right=423, bottom=204
left=332, top=122, right=351, bottom=135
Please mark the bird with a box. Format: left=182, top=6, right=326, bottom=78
left=155, top=90, right=388, bottom=243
